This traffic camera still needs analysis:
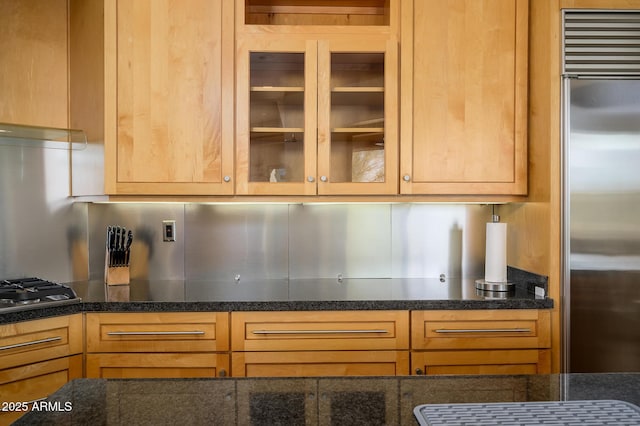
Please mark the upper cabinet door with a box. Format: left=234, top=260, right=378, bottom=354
left=400, top=0, right=528, bottom=195
left=235, top=38, right=318, bottom=195
left=317, top=39, right=398, bottom=195
left=105, top=0, right=234, bottom=195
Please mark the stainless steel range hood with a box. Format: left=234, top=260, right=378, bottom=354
left=0, top=122, right=87, bottom=151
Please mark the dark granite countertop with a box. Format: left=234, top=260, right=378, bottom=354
left=0, top=268, right=552, bottom=324
left=13, top=373, right=640, bottom=425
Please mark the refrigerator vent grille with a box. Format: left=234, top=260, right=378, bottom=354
left=563, top=10, right=640, bottom=75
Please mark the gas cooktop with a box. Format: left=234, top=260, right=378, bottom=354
left=0, top=277, right=81, bottom=313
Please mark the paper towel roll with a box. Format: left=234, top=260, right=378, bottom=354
left=485, top=222, right=507, bottom=282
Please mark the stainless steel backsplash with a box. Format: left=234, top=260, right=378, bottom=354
left=87, top=203, right=488, bottom=282
left=0, top=145, right=89, bottom=282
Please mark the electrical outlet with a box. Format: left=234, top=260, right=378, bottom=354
left=162, top=220, right=176, bottom=242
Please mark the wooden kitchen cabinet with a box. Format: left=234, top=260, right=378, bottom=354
left=236, top=35, right=398, bottom=195
left=411, top=310, right=551, bottom=375
left=400, top=0, right=528, bottom=196
left=0, top=0, right=68, bottom=128
left=85, top=312, right=230, bottom=379
left=230, top=310, right=409, bottom=377
left=0, top=356, right=83, bottom=425
left=0, top=314, right=83, bottom=424
left=0, top=314, right=82, bottom=369
left=239, top=0, right=394, bottom=27
left=70, top=0, right=234, bottom=196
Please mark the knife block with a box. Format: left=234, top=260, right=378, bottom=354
left=104, top=251, right=130, bottom=286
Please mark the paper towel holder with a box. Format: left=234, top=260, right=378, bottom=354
left=475, top=279, right=513, bottom=292
left=476, top=206, right=513, bottom=292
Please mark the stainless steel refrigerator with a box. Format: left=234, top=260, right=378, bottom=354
left=562, top=9, right=640, bottom=374
left=563, top=77, right=640, bottom=373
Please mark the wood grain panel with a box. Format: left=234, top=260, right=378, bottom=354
left=116, top=0, right=222, bottom=184
left=86, top=353, right=229, bottom=378
left=401, top=0, right=528, bottom=195
left=232, top=350, right=409, bottom=377
left=0, top=0, right=68, bottom=127
left=412, top=350, right=546, bottom=375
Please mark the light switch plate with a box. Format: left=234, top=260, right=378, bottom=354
left=162, top=220, right=176, bottom=242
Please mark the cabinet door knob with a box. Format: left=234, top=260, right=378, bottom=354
left=218, top=369, right=227, bottom=377
left=223, top=176, right=231, bottom=182
left=307, top=176, right=315, bottom=183
left=403, top=175, right=411, bottom=182
left=415, top=368, right=424, bottom=375
left=320, top=176, right=328, bottom=182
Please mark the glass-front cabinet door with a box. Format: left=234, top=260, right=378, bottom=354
left=318, top=40, right=397, bottom=195
left=236, top=37, right=397, bottom=195
left=236, top=38, right=317, bottom=195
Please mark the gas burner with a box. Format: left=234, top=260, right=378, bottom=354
left=15, top=288, right=36, bottom=298
left=15, top=298, right=41, bottom=305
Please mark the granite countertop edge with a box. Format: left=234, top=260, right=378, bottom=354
left=0, top=298, right=553, bottom=324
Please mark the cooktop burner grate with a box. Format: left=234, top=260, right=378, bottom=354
left=0, top=277, right=81, bottom=312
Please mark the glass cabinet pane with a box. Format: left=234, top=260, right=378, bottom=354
left=249, top=52, right=305, bottom=183
left=329, top=53, right=385, bottom=183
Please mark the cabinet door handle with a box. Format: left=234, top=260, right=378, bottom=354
left=106, top=331, right=205, bottom=336
left=252, top=329, right=388, bottom=335
left=0, top=336, right=62, bottom=351
left=433, top=328, right=531, bottom=334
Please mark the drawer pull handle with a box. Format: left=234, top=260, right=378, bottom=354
left=252, top=329, right=388, bottom=335
left=0, top=336, right=62, bottom=351
left=433, top=328, right=531, bottom=334
left=107, top=331, right=205, bottom=336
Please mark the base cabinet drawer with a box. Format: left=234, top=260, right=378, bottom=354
left=232, top=311, right=409, bottom=352
left=232, top=350, right=409, bottom=377
left=411, top=310, right=551, bottom=350
left=86, top=353, right=230, bottom=379
left=411, top=349, right=551, bottom=375
left=410, top=310, right=551, bottom=376
left=0, top=354, right=82, bottom=425
left=86, top=312, right=229, bottom=353
left=0, top=314, right=83, bottom=369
